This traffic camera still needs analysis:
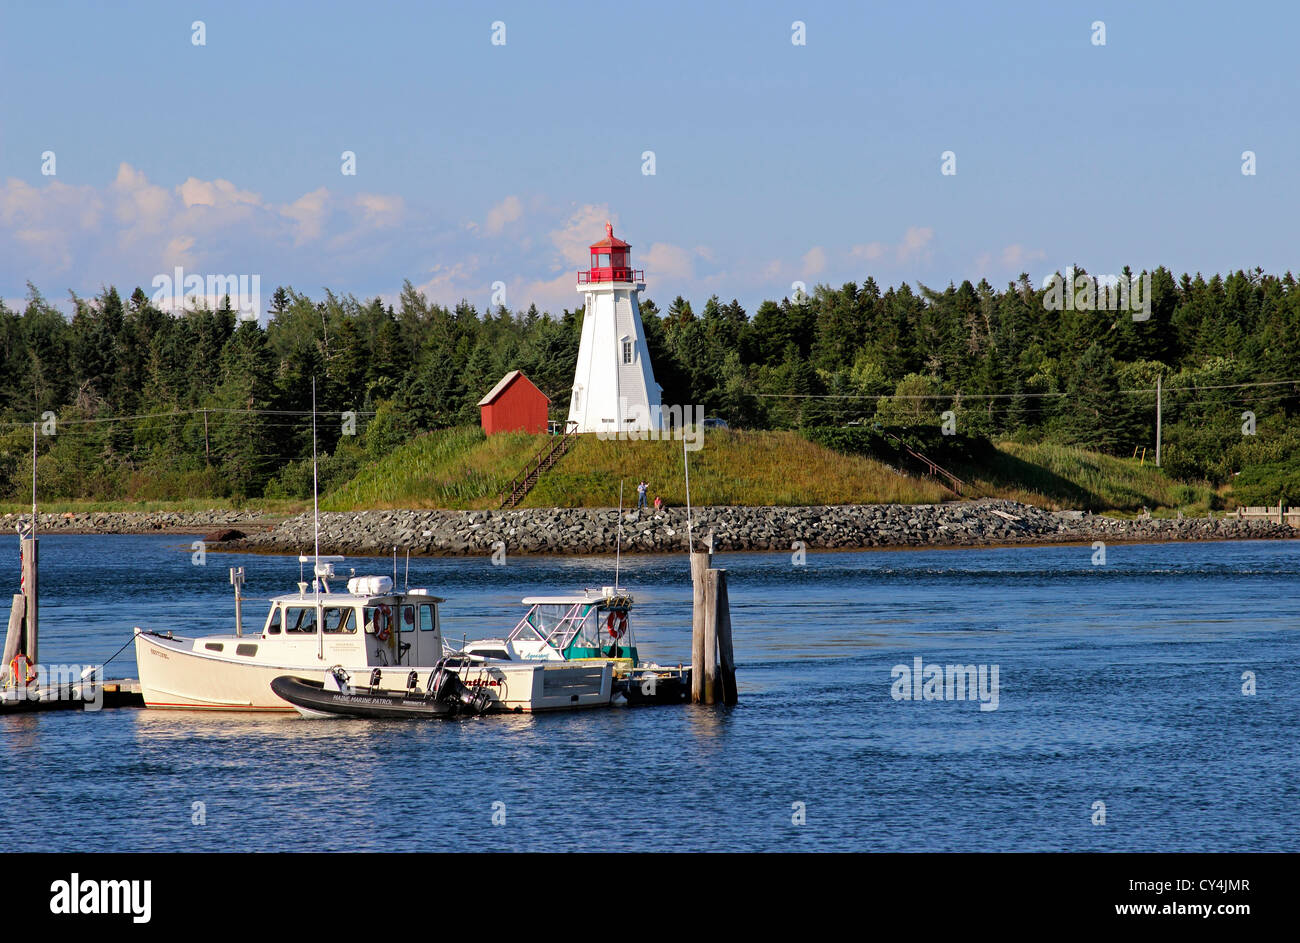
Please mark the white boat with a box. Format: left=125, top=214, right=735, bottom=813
left=133, top=558, right=612, bottom=714
left=463, top=589, right=690, bottom=704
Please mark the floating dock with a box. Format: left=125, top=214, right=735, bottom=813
left=0, top=679, right=144, bottom=714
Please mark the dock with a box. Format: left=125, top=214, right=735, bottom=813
left=0, top=678, right=145, bottom=714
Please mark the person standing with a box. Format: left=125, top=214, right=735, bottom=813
left=636, top=480, right=648, bottom=510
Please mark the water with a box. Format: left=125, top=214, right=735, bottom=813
left=1, top=534, right=1297, bottom=851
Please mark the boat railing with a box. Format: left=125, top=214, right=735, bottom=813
left=506, top=601, right=592, bottom=649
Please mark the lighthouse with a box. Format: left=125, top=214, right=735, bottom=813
left=567, top=222, right=663, bottom=435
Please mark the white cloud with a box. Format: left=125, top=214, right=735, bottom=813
left=643, top=242, right=696, bottom=279
left=1000, top=243, right=1045, bottom=268
left=520, top=269, right=583, bottom=315
left=414, top=260, right=480, bottom=305
left=549, top=203, right=616, bottom=264
left=109, top=163, right=173, bottom=247
left=975, top=243, right=1047, bottom=277
left=483, top=195, right=523, bottom=235
left=355, top=193, right=405, bottom=229
left=850, top=226, right=934, bottom=266
left=178, top=177, right=261, bottom=209
left=1, top=165, right=424, bottom=302
left=281, top=187, right=330, bottom=245
left=801, top=246, right=827, bottom=276
left=162, top=235, right=197, bottom=269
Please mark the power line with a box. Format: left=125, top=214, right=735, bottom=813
left=752, top=377, right=1300, bottom=401
left=0, top=407, right=375, bottom=428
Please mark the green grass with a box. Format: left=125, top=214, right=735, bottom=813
left=325, top=427, right=1220, bottom=512
left=320, top=426, right=950, bottom=510
left=8, top=426, right=1228, bottom=516
left=966, top=442, right=1218, bottom=513
left=321, top=427, right=545, bottom=510
left=0, top=497, right=306, bottom=516
left=526, top=429, right=950, bottom=508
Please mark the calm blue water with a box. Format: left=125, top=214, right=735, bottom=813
left=1, top=534, right=1297, bottom=852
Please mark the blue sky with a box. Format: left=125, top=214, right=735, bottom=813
left=1, top=0, right=1296, bottom=317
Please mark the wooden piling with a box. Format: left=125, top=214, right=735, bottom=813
left=690, top=550, right=711, bottom=703
left=702, top=572, right=719, bottom=704
left=712, top=569, right=738, bottom=705
left=21, top=538, right=37, bottom=666
left=3, top=594, right=26, bottom=682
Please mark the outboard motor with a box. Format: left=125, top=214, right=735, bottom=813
left=459, top=683, right=494, bottom=715
left=428, top=662, right=461, bottom=704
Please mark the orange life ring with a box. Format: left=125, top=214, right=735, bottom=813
left=9, top=653, right=36, bottom=685
left=375, top=605, right=392, bottom=642
left=606, top=611, right=628, bottom=640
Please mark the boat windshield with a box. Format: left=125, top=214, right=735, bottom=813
left=510, top=598, right=634, bottom=652
left=284, top=606, right=319, bottom=634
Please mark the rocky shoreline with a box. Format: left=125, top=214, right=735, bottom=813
left=4, top=509, right=262, bottom=537
left=11, top=501, right=1289, bottom=557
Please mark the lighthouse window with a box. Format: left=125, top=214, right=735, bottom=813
left=622, top=341, right=633, bottom=364
left=596, top=253, right=611, bottom=268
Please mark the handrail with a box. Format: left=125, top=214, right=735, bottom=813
left=881, top=431, right=966, bottom=496
left=501, top=427, right=578, bottom=509
left=578, top=268, right=644, bottom=285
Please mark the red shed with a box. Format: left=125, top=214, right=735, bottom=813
left=478, top=370, right=550, bottom=435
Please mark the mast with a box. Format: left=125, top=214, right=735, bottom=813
left=26, top=421, right=38, bottom=667
left=312, top=377, right=320, bottom=596
left=30, top=422, right=36, bottom=539
left=683, top=433, right=694, bottom=554
left=312, top=379, right=322, bottom=661
left=614, top=480, right=623, bottom=592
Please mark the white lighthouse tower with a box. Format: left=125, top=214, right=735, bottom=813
left=567, top=222, right=662, bottom=435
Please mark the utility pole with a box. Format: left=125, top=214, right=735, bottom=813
left=1155, top=375, right=1162, bottom=468
left=203, top=408, right=210, bottom=463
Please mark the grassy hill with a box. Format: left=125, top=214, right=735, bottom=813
left=322, top=427, right=951, bottom=510
left=318, top=425, right=1218, bottom=513
left=3, top=426, right=1226, bottom=516
left=956, top=442, right=1216, bottom=513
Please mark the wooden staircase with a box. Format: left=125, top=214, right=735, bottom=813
left=500, top=428, right=578, bottom=509
left=881, top=431, right=967, bottom=496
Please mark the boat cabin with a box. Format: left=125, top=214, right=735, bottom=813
left=255, top=586, right=445, bottom=667
left=464, top=589, right=638, bottom=667
left=184, top=563, right=445, bottom=669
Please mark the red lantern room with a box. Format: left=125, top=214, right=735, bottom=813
left=578, top=221, right=643, bottom=284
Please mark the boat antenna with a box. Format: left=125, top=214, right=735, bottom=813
left=404, top=549, right=411, bottom=591
left=614, top=480, right=623, bottom=592
left=312, top=377, right=320, bottom=598
left=683, top=433, right=694, bottom=554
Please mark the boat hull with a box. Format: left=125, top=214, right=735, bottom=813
left=134, top=631, right=296, bottom=711
left=270, top=676, right=480, bottom=720
left=615, top=668, right=692, bottom=705
left=133, top=630, right=615, bottom=713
